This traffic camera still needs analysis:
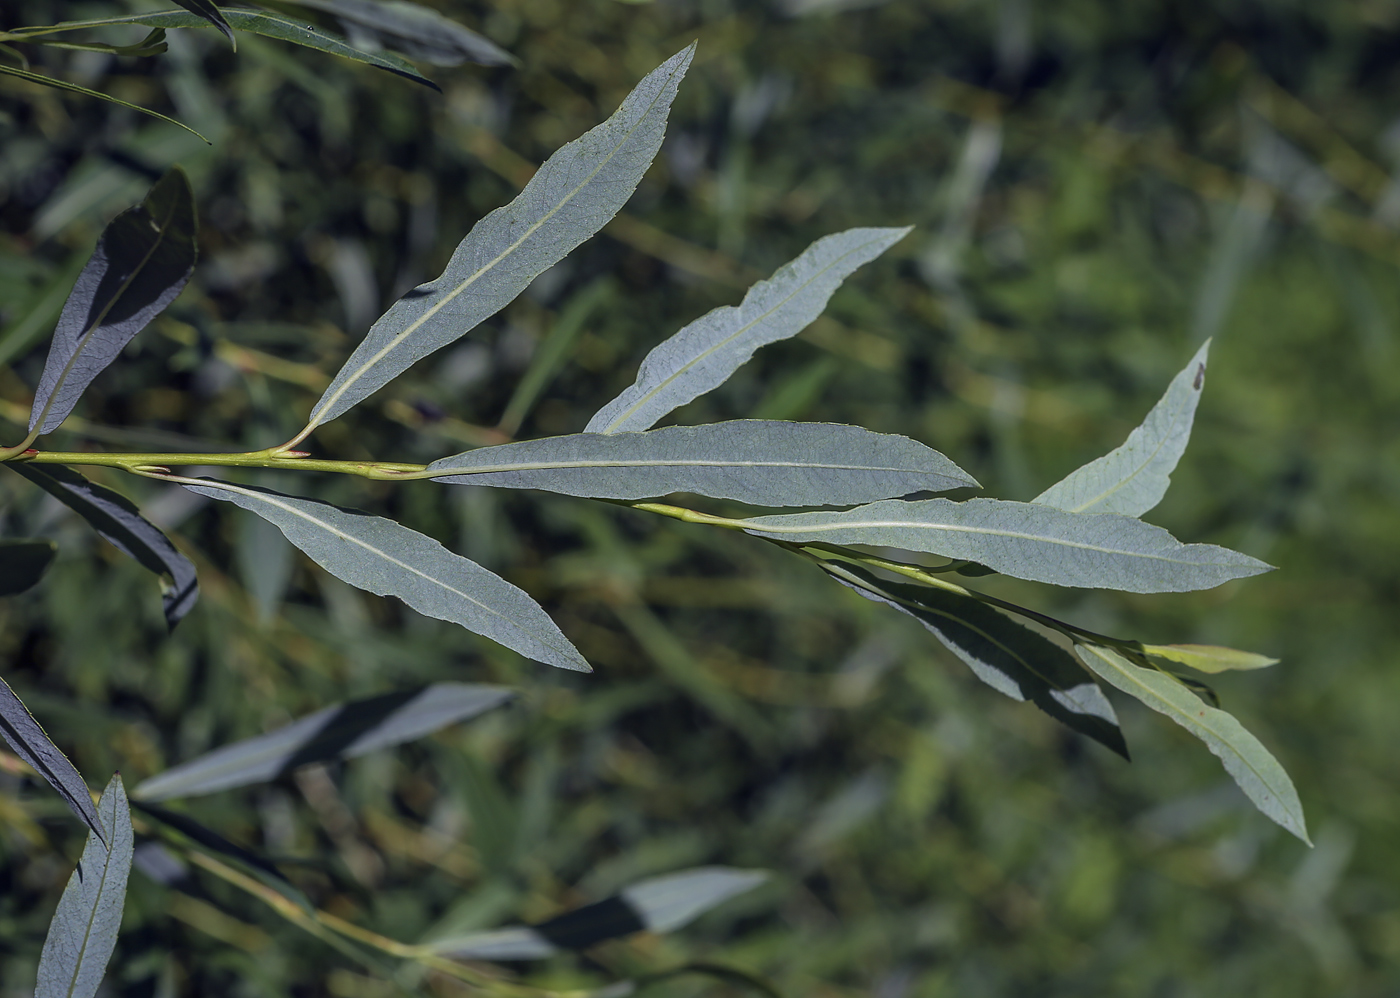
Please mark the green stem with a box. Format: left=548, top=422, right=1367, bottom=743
left=4, top=448, right=427, bottom=479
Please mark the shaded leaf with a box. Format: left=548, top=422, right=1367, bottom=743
left=587, top=227, right=911, bottom=434
left=29, top=168, right=197, bottom=435
left=1143, top=643, right=1279, bottom=674
left=428, top=420, right=977, bottom=506
left=301, top=45, right=693, bottom=435
left=1034, top=341, right=1211, bottom=516
left=429, top=867, right=767, bottom=959
left=169, top=0, right=234, bottom=47
left=743, top=497, right=1272, bottom=593
left=3, top=10, right=438, bottom=90
left=8, top=464, right=198, bottom=628
left=0, top=65, right=207, bottom=141
left=0, top=676, right=105, bottom=842
left=35, top=773, right=132, bottom=998
left=179, top=479, right=589, bottom=672
left=1075, top=643, right=1309, bottom=843
left=30, top=27, right=169, bottom=57
left=821, top=561, right=1128, bottom=757
left=0, top=539, right=57, bottom=596
left=134, top=683, right=514, bottom=800
left=287, top=0, right=515, bottom=66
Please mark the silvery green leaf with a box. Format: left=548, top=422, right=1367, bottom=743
left=286, top=0, right=515, bottom=67
left=620, top=867, right=768, bottom=933
left=179, top=480, right=589, bottom=672
left=742, top=497, right=1272, bottom=593
left=0, top=539, right=57, bottom=595
left=36, top=773, right=132, bottom=998
left=8, top=464, right=198, bottom=628
left=29, top=168, right=197, bottom=436
left=822, top=561, right=1127, bottom=758
left=1034, top=341, right=1211, bottom=516
left=428, top=866, right=767, bottom=959
left=1076, top=643, right=1309, bottom=843
left=134, top=683, right=513, bottom=800
left=0, top=676, right=105, bottom=842
left=586, top=227, right=911, bottom=434
left=427, top=420, right=977, bottom=506
left=302, top=46, right=693, bottom=434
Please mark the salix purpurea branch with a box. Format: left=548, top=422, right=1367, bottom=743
left=0, top=42, right=1306, bottom=998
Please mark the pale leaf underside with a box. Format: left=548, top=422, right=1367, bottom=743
left=304, top=45, right=694, bottom=432
left=1034, top=340, right=1211, bottom=517
left=179, top=480, right=589, bottom=672
left=587, top=226, right=911, bottom=434
left=428, top=420, right=977, bottom=505
left=742, top=497, right=1272, bottom=593
left=1075, top=643, right=1309, bottom=843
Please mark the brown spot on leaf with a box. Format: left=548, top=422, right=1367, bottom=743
left=1193, top=363, right=1205, bottom=390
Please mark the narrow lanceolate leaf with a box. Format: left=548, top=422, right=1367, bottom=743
left=0, top=539, right=57, bottom=596
left=29, top=168, right=197, bottom=436
left=36, top=774, right=133, bottom=998
left=1076, top=644, right=1308, bottom=842
left=180, top=480, right=589, bottom=672
left=822, top=561, right=1127, bottom=757
left=286, top=0, right=515, bottom=66
left=26, top=10, right=440, bottom=89
left=302, top=47, right=693, bottom=436
left=0, top=676, right=105, bottom=842
left=587, top=227, right=911, bottom=434
left=1142, top=643, right=1279, bottom=674
left=0, top=65, right=207, bottom=142
left=8, top=464, right=198, bottom=629
left=429, top=867, right=767, bottom=959
left=1035, top=341, right=1211, bottom=516
left=169, top=0, right=235, bottom=48
left=428, top=420, right=977, bottom=506
left=742, top=497, right=1273, bottom=593
left=134, top=683, right=513, bottom=800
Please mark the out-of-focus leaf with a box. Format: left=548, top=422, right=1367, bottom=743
left=8, top=464, right=198, bottom=628
left=0, top=65, right=207, bottom=141
left=587, top=227, right=911, bottom=434
left=300, top=45, right=693, bottom=436
left=742, top=498, right=1272, bottom=593
left=0, top=676, right=105, bottom=842
left=429, top=867, right=767, bottom=959
left=1143, top=643, right=1280, bottom=674
left=35, top=773, right=132, bottom=998
left=236, top=509, right=294, bottom=624
left=2, top=11, right=438, bottom=90
left=1034, top=341, right=1212, bottom=516
left=1075, top=643, right=1309, bottom=843
left=178, top=479, right=589, bottom=672
left=822, top=561, right=1128, bottom=757
left=0, top=539, right=57, bottom=595
left=133, top=683, right=514, bottom=800
left=0, top=252, right=87, bottom=369
left=286, top=0, right=515, bottom=66
left=428, top=420, right=977, bottom=506
left=169, top=0, right=234, bottom=47
left=637, top=963, right=784, bottom=998
left=131, top=801, right=312, bottom=911
left=28, top=168, right=197, bottom=436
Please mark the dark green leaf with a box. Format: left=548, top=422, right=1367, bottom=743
left=285, top=0, right=515, bottom=66
left=35, top=773, right=132, bottom=998
left=821, top=562, right=1128, bottom=758
left=0, top=538, right=57, bottom=596
left=0, top=65, right=206, bottom=141
left=168, top=0, right=234, bottom=48
left=29, top=168, right=197, bottom=436
left=8, top=464, right=198, bottom=628
left=0, top=675, right=105, bottom=842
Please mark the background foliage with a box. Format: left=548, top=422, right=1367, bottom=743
left=2, top=0, right=1398, bottom=994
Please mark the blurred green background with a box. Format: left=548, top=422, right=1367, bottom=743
left=2, top=0, right=1399, bottom=994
